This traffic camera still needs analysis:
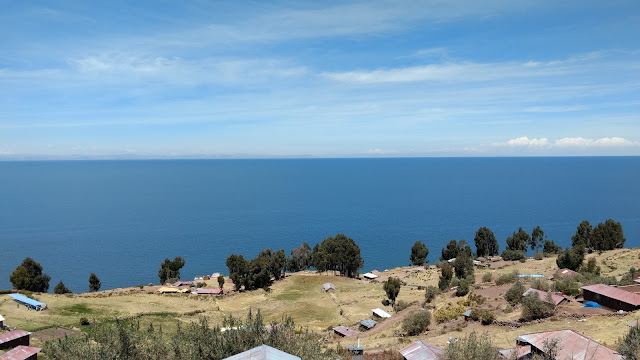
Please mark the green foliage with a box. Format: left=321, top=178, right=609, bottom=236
left=521, top=293, right=555, bottom=321
left=530, top=278, right=550, bottom=292
left=530, top=226, right=545, bottom=252
left=439, top=263, right=454, bottom=290
left=311, top=234, right=363, bottom=278
left=402, top=310, right=431, bottom=335
left=80, top=317, right=90, bottom=326
left=158, top=257, right=185, bottom=285
left=226, top=254, right=248, bottom=290
left=469, top=309, right=495, bottom=325
left=533, top=252, right=544, bottom=260
left=287, top=242, right=312, bottom=272
left=44, top=311, right=337, bottom=360
left=556, top=248, right=584, bottom=271
left=617, top=325, right=640, bottom=360
left=572, top=220, right=592, bottom=249
left=579, top=257, right=601, bottom=275
left=591, top=219, right=626, bottom=250
left=394, top=300, right=411, bottom=312
left=425, top=285, right=439, bottom=303
left=496, top=271, right=518, bottom=285
left=505, top=227, right=530, bottom=253
left=217, top=275, right=225, bottom=289
left=482, top=273, right=492, bottom=283
left=552, top=277, right=581, bottom=296
left=54, top=280, right=72, bottom=294
left=453, top=250, right=474, bottom=279
left=504, top=283, right=525, bottom=305
left=9, top=257, right=51, bottom=292
left=383, top=277, right=402, bottom=305
left=455, top=279, right=471, bottom=297
left=433, top=304, right=467, bottom=324
left=441, top=239, right=472, bottom=261
left=503, top=304, right=514, bottom=313
left=543, top=239, right=561, bottom=255
left=500, top=249, right=525, bottom=261
left=474, top=227, right=499, bottom=258
left=439, top=331, right=500, bottom=360
left=89, top=273, right=101, bottom=292
left=410, top=241, right=429, bottom=266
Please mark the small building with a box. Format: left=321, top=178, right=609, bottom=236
left=462, top=310, right=472, bottom=321
left=156, top=287, right=189, bottom=294
left=0, top=313, right=4, bottom=328
left=194, top=288, right=222, bottom=295
left=0, top=345, right=41, bottom=360
left=333, top=326, right=358, bottom=337
left=323, top=283, right=335, bottom=291
left=514, top=329, right=622, bottom=360
left=581, top=284, right=640, bottom=312
left=359, top=319, right=377, bottom=330
left=203, top=275, right=211, bottom=280
left=372, top=308, right=392, bottom=318
left=363, top=273, right=378, bottom=280
left=0, top=330, right=31, bottom=351
left=7, top=294, right=46, bottom=311
left=399, top=340, right=443, bottom=360
left=223, top=344, right=301, bottom=360
left=522, top=288, right=567, bottom=306
left=172, top=281, right=194, bottom=287
left=549, top=268, right=579, bottom=280
left=347, top=339, right=364, bottom=360
left=498, top=345, right=532, bottom=360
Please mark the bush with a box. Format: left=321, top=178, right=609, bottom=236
left=530, top=278, right=550, bottom=292
left=552, top=278, right=581, bottom=296
left=521, top=293, right=555, bottom=321
left=503, top=304, right=514, bottom=313
left=381, top=299, right=391, bottom=306
left=481, top=273, right=492, bottom=283
left=80, top=317, right=90, bottom=326
left=425, top=286, right=439, bottom=303
left=433, top=304, right=467, bottom=324
left=394, top=300, right=411, bottom=312
left=54, top=281, right=72, bottom=294
left=504, top=283, right=525, bottom=305
left=439, top=331, right=500, bottom=360
left=501, top=249, right=525, bottom=261
left=456, top=280, right=471, bottom=297
left=402, top=310, right=432, bottom=335
left=533, top=252, right=544, bottom=260
left=496, top=271, right=518, bottom=286
left=469, top=309, right=495, bottom=325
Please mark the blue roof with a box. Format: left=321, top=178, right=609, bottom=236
left=583, top=301, right=602, bottom=308
left=462, top=310, right=472, bottom=316
left=8, top=294, right=46, bottom=307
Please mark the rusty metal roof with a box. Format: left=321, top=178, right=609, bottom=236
left=581, top=284, right=640, bottom=306
left=523, top=288, right=566, bottom=306
left=195, top=288, right=222, bottom=294
left=0, top=346, right=41, bottom=360
left=551, top=268, right=579, bottom=279
left=0, top=330, right=30, bottom=344
left=516, top=329, right=622, bottom=360
left=223, top=345, right=301, bottom=360
left=332, top=326, right=358, bottom=337
left=499, top=345, right=531, bottom=359
left=399, top=340, right=443, bottom=360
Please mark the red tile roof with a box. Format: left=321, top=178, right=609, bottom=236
left=399, top=340, right=443, bottom=360
left=0, top=345, right=41, bottom=360
left=523, top=288, right=566, bottom=306
left=332, top=326, right=358, bottom=337
left=0, top=330, right=30, bottom=344
left=581, top=284, right=640, bottom=306
left=516, top=329, right=621, bottom=360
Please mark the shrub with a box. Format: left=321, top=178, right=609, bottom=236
left=54, top=281, right=72, bottom=294
left=552, top=278, right=581, bottom=296
left=433, top=304, right=467, bottom=324
left=469, top=309, right=495, bottom=325
left=504, top=283, right=525, bottom=305
left=138, top=284, right=144, bottom=289
left=503, top=304, right=514, bottom=313
left=394, top=300, right=411, bottom=312
left=425, top=286, right=439, bottom=303
left=402, top=310, right=432, bottom=335
left=501, top=249, right=525, bottom=261
left=496, top=271, right=518, bottom=286
left=618, top=326, right=640, bottom=360
left=530, top=278, right=550, bottom=292
left=481, top=273, right=492, bottom=283
left=521, top=293, right=555, bottom=321
left=467, top=293, right=486, bottom=306
left=533, top=252, right=544, bottom=260
left=80, top=317, right=90, bottom=326
left=439, top=331, right=500, bottom=360
left=456, top=280, right=471, bottom=297
left=381, top=299, right=391, bottom=306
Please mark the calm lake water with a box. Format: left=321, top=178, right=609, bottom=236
left=1, top=157, right=639, bottom=293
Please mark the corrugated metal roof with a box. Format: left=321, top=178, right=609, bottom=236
left=223, top=345, right=301, bottom=360
left=498, top=345, right=531, bottom=359
left=399, top=340, right=443, bottom=360
left=462, top=310, right=471, bottom=317
left=0, top=313, right=4, bottom=322
left=0, top=345, right=41, bottom=360
left=0, top=330, right=31, bottom=344
left=551, top=268, right=579, bottom=279
left=363, top=273, right=378, bottom=279
left=517, top=329, right=622, bottom=360
left=581, top=284, right=640, bottom=306
left=333, top=326, right=358, bottom=337
left=323, top=283, right=335, bottom=291
left=523, top=288, right=566, bottom=306
left=372, top=308, right=392, bottom=318
left=7, top=294, right=45, bottom=308
left=195, top=288, right=222, bottom=294
left=359, top=319, right=377, bottom=329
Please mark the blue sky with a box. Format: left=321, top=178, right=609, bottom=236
left=1, top=0, right=639, bottom=158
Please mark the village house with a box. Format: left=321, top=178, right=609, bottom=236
left=222, top=344, right=301, bottom=360
left=522, top=288, right=568, bottom=306
left=505, top=329, right=622, bottom=360
left=332, top=325, right=358, bottom=338
left=0, top=345, right=41, bottom=360
left=371, top=308, right=392, bottom=318
left=581, top=284, right=640, bottom=311
left=0, top=330, right=31, bottom=351
left=399, top=339, right=443, bottom=360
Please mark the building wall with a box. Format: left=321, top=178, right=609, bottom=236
left=583, top=289, right=639, bottom=312
left=0, top=334, right=30, bottom=350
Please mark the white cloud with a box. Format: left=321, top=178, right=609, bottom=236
left=556, top=137, right=634, bottom=147
left=506, top=136, right=550, bottom=147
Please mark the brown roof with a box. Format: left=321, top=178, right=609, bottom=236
left=399, top=340, right=443, bottom=360
left=581, top=284, right=640, bottom=306
left=195, top=288, right=222, bottom=294
left=0, top=330, right=30, bottom=345
left=332, top=326, right=358, bottom=337
left=0, top=345, right=41, bottom=360
left=551, top=268, right=579, bottom=279
left=516, top=329, right=621, bottom=360
left=499, top=345, right=531, bottom=359
left=523, top=288, right=566, bottom=306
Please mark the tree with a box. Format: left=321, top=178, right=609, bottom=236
left=9, top=257, right=51, bottom=292
left=54, top=280, right=72, bottom=294
left=402, top=310, right=431, bottom=335
left=453, top=250, right=474, bottom=279
left=505, top=227, right=530, bottom=253
left=287, top=242, right=311, bottom=272
left=217, top=274, right=225, bottom=289
left=88, top=273, right=101, bottom=292
left=425, top=286, right=439, bottom=303
left=245, top=255, right=272, bottom=290
left=591, top=219, right=626, bottom=250
left=311, top=234, right=363, bottom=278
left=383, top=277, right=402, bottom=306
left=504, top=282, right=525, bottom=305
left=269, top=249, right=287, bottom=280
left=438, top=263, right=454, bottom=290
left=521, top=292, right=555, bottom=321
left=543, top=239, right=561, bottom=255
left=410, top=241, right=429, bottom=266
left=474, top=227, right=499, bottom=257
left=556, top=247, right=584, bottom=271
left=439, top=331, right=500, bottom=360
left=530, top=226, right=544, bottom=252
left=580, top=257, right=601, bottom=275
left=226, top=254, right=248, bottom=291
left=571, top=220, right=592, bottom=249
left=158, top=257, right=185, bottom=284
left=441, top=239, right=472, bottom=261
left=618, top=325, right=640, bottom=360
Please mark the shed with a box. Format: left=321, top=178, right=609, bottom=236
left=172, top=281, right=193, bottom=287
left=333, top=326, right=358, bottom=337
left=347, top=339, right=364, bottom=360
left=515, top=329, right=621, bottom=360
left=194, top=288, right=222, bottom=295
left=156, top=287, right=180, bottom=293
left=371, top=308, right=392, bottom=318
left=7, top=294, right=46, bottom=311
left=0, top=330, right=31, bottom=350
left=0, top=345, right=41, bottom=360
left=581, top=284, right=640, bottom=312
left=363, top=273, right=378, bottom=280
left=522, top=288, right=567, bottom=306
left=462, top=310, right=472, bottom=321
left=223, top=344, right=301, bottom=360
left=399, top=340, right=443, bottom=360
left=359, top=319, right=377, bottom=330
left=323, top=283, right=335, bottom=291
left=0, top=313, right=4, bottom=328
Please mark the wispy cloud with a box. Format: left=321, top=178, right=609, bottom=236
left=499, top=136, right=638, bottom=149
